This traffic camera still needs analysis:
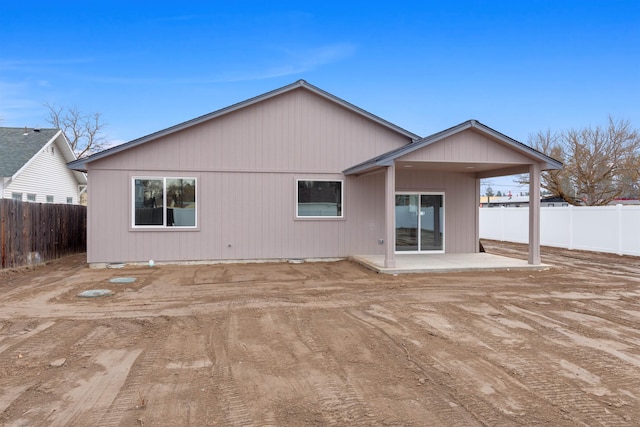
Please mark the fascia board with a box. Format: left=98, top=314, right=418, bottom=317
left=300, top=82, right=420, bottom=141
left=344, top=122, right=474, bottom=175
left=469, top=121, right=563, bottom=170
left=54, top=133, right=87, bottom=184
left=344, top=119, right=563, bottom=176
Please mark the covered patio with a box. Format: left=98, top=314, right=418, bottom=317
left=344, top=120, right=563, bottom=270
left=351, top=252, right=550, bottom=274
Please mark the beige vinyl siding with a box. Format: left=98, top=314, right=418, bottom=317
left=399, top=129, right=534, bottom=164
left=3, top=143, right=81, bottom=204
left=93, top=89, right=408, bottom=174
left=88, top=87, right=542, bottom=263
left=87, top=168, right=474, bottom=263
left=345, top=172, right=387, bottom=255
left=85, top=88, right=410, bottom=263
left=88, top=170, right=380, bottom=263
left=396, top=170, right=478, bottom=253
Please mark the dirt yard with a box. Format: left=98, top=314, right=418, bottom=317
left=1, top=241, right=639, bottom=426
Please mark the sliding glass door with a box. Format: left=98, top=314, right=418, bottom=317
left=395, top=193, right=444, bottom=252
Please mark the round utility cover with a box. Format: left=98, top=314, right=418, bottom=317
left=77, top=289, right=114, bottom=298
left=109, top=277, right=137, bottom=283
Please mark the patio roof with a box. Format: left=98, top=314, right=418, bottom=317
left=343, top=120, right=563, bottom=176
left=351, top=253, right=551, bottom=274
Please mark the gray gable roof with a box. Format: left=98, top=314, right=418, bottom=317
left=68, top=80, right=421, bottom=172
left=343, top=120, right=563, bottom=175
left=0, top=127, right=60, bottom=177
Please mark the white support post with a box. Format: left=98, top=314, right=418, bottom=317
left=475, top=178, right=480, bottom=252
left=384, top=163, right=396, bottom=268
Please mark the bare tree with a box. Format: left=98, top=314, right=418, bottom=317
left=525, top=129, right=575, bottom=203
left=45, top=103, right=107, bottom=158
left=566, top=117, right=639, bottom=205
left=524, top=117, right=640, bottom=206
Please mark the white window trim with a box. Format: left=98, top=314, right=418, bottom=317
left=295, top=178, right=344, bottom=219
left=131, top=176, right=198, bottom=229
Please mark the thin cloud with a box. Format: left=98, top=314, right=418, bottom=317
left=0, top=58, right=95, bottom=72
left=220, top=42, right=358, bottom=82
left=59, top=42, right=357, bottom=85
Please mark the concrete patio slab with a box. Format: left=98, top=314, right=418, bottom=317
left=350, top=253, right=551, bottom=274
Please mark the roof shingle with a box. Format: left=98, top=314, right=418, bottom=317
left=0, top=127, right=59, bottom=177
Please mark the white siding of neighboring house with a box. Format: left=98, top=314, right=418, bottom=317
left=3, top=141, right=82, bottom=204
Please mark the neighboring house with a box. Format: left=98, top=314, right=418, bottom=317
left=480, top=195, right=572, bottom=207
left=610, top=198, right=640, bottom=206
left=68, top=80, right=561, bottom=267
left=1, top=127, right=87, bottom=204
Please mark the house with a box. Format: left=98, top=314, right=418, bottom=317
left=1, top=127, right=87, bottom=204
left=480, top=195, right=572, bottom=207
left=68, top=80, right=562, bottom=268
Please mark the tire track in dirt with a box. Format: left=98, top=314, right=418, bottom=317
left=0, top=319, right=56, bottom=355
left=0, top=322, right=114, bottom=425
left=345, top=307, right=487, bottom=426
left=449, top=300, right=637, bottom=425
left=133, top=317, right=216, bottom=426
left=292, top=309, right=377, bottom=426
left=45, top=348, right=143, bottom=427
left=205, top=308, right=256, bottom=427
left=93, top=344, right=161, bottom=427
left=0, top=319, right=93, bottom=379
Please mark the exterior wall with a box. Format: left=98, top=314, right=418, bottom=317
left=87, top=169, right=389, bottom=263
left=95, top=89, right=406, bottom=173
left=3, top=142, right=82, bottom=204
left=86, top=88, right=407, bottom=263
left=396, top=170, right=478, bottom=253
left=400, top=129, right=533, bottom=164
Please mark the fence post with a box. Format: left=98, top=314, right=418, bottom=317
left=500, top=206, right=505, bottom=241
left=568, top=205, right=574, bottom=250
left=617, top=204, right=623, bottom=256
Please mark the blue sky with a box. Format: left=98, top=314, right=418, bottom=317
left=1, top=1, right=638, bottom=193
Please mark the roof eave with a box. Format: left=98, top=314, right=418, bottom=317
left=69, top=80, right=419, bottom=171
left=344, top=119, right=564, bottom=176
left=300, top=81, right=420, bottom=141
left=467, top=120, right=563, bottom=170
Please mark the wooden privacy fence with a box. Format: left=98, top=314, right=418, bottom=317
left=0, top=199, right=86, bottom=269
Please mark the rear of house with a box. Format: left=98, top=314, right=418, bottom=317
left=69, top=81, right=561, bottom=266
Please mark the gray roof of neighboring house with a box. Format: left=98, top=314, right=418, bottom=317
left=68, top=80, right=421, bottom=171
left=0, top=127, right=60, bottom=177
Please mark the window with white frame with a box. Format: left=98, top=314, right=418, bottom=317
left=46, top=195, right=54, bottom=203
left=296, top=179, right=343, bottom=218
left=66, top=197, right=73, bottom=204
left=27, top=193, right=36, bottom=202
left=133, top=177, right=197, bottom=227
left=11, top=192, right=22, bottom=201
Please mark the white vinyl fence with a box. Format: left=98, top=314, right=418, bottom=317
left=480, top=205, right=640, bottom=256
